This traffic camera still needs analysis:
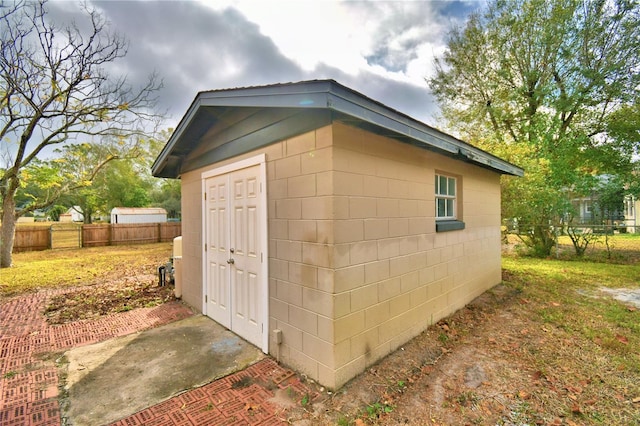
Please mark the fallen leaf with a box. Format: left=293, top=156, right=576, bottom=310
left=551, top=302, right=561, bottom=307
left=355, top=419, right=365, bottom=426
left=632, top=397, right=640, bottom=404
left=518, top=390, right=530, bottom=399
left=567, top=385, right=583, bottom=394
left=571, top=404, right=582, bottom=414
left=616, top=334, right=629, bottom=345
left=628, top=306, right=636, bottom=312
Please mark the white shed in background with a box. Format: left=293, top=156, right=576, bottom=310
left=110, top=207, right=167, bottom=224
left=63, top=206, right=84, bottom=222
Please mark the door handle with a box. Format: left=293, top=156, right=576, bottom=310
left=227, top=258, right=235, bottom=264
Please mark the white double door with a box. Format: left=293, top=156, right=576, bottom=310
left=204, top=162, right=265, bottom=350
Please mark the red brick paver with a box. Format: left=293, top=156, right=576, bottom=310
left=1, top=290, right=192, bottom=425
left=110, top=358, right=308, bottom=426
left=1, top=291, right=316, bottom=425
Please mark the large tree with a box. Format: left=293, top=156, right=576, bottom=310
left=0, top=1, right=162, bottom=267
left=429, top=0, right=640, bottom=255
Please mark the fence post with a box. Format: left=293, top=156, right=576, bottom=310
left=49, top=225, right=53, bottom=249
left=158, top=223, right=162, bottom=243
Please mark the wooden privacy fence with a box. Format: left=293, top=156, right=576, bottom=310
left=11, top=226, right=51, bottom=252
left=83, top=223, right=182, bottom=247
left=9, top=222, right=181, bottom=252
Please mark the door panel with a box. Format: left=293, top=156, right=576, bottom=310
left=205, top=164, right=263, bottom=348
left=206, top=175, right=230, bottom=328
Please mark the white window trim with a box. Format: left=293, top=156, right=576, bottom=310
left=435, top=174, right=457, bottom=221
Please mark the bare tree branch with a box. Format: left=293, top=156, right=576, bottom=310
left=0, top=0, right=164, bottom=267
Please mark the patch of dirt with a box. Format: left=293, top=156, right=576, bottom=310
left=285, top=280, right=639, bottom=425
left=44, top=274, right=175, bottom=324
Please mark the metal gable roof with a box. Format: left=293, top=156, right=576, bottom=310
left=151, top=80, right=524, bottom=178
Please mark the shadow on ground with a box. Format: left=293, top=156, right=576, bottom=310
left=59, top=315, right=264, bottom=425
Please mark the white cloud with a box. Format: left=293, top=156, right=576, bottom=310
left=46, top=0, right=482, bottom=127
left=205, top=0, right=371, bottom=73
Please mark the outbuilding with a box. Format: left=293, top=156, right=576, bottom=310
left=61, top=206, right=84, bottom=223
left=152, top=80, right=523, bottom=389
left=110, top=207, right=167, bottom=224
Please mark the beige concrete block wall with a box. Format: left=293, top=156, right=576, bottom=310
left=330, top=122, right=502, bottom=389
left=178, top=171, right=204, bottom=310
left=267, top=126, right=340, bottom=385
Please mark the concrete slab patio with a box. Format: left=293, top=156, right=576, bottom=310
left=61, top=315, right=264, bottom=425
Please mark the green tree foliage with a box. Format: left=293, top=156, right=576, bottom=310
left=149, top=179, right=181, bottom=220
left=429, top=0, right=640, bottom=256
left=14, top=138, right=141, bottom=223
left=99, top=159, right=152, bottom=211
left=60, top=130, right=179, bottom=223
left=0, top=1, right=162, bottom=267
left=47, top=205, right=66, bottom=222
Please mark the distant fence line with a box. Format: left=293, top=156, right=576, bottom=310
left=8, top=222, right=182, bottom=252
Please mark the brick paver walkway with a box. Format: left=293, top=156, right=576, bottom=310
left=0, top=290, right=312, bottom=425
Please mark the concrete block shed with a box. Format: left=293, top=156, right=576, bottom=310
left=152, top=80, right=523, bottom=389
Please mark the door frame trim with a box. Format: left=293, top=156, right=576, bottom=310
left=201, top=153, right=269, bottom=353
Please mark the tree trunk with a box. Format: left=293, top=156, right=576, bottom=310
left=0, top=193, right=17, bottom=268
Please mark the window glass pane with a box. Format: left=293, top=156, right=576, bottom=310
left=448, top=178, right=456, bottom=196
left=437, top=198, right=445, bottom=217
left=435, top=175, right=439, bottom=194
left=439, top=176, right=447, bottom=195
left=446, top=199, right=454, bottom=217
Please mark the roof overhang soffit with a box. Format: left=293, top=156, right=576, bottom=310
left=152, top=81, right=524, bottom=178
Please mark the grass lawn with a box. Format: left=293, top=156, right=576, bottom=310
left=0, top=243, right=173, bottom=297
left=500, top=234, right=640, bottom=423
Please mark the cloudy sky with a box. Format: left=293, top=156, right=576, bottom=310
left=48, top=0, right=483, bottom=129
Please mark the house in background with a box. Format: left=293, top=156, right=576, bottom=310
left=569, top=175, right=625, bottom=226
left=60, top=206, right=84, bottom=223
left=152, top=80, right=523, bottom=389
left=110, top=207, right=167, bottom=224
